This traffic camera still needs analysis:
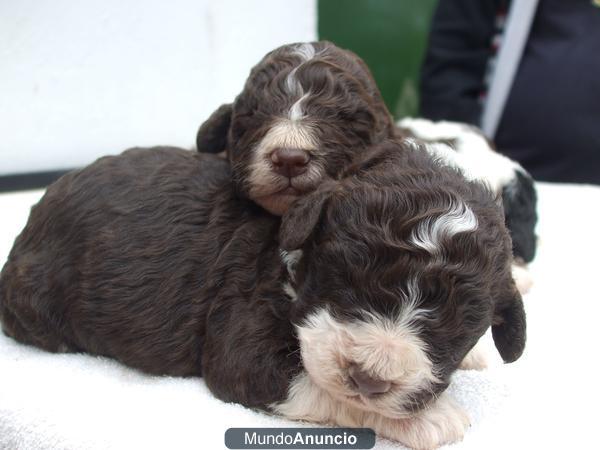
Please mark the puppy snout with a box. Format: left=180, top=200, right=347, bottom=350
left=348, top=364, right=391, bottom=396
left=270, top=148, right=310, bottom=178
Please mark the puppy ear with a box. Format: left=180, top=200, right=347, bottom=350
left=492, top=284, right=526, bottom=363
left=279, top=188, right=333, bottom=251
left=502, top=169, right=538, bottom=263
left=196, top=103, right=233, bottom=153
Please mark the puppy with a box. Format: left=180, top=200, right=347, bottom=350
left=196, top=40, right=394, bottom=215
left=0, top=142, right=525, bottom=449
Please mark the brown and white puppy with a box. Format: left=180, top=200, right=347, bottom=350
left=0, top=142, right=525, bottom=449
left=276, top=140, right=526, bottom=443
left=196, top=40, right=394, bottom=215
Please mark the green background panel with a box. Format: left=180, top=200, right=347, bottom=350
left=318, top=0, right=437, bottom=119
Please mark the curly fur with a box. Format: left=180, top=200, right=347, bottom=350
left=0, top=141, right=525, bottom=447
left=196, top=41, right=394, bottom=215
left=397, top=118, right=538, bottom=264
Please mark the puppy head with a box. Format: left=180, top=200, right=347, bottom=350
left=279, top=161, right=525, bottom=418
left=197, top=41, right=394, bottom=215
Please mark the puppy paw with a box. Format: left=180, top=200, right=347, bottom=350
left=275, top=373, right=469, bottom=449
left=395, top=394, right=470, bottom=450
left=512, top=264, right=534, bottom=295
left=459, top=341, right=489, bottom=370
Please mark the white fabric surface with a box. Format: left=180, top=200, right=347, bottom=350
left=0, top=0, right=317, bottom=175
left=0, top=183, right=599, bottom=449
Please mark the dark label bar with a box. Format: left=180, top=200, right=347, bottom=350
left=224, top=427, right=376, bottom=449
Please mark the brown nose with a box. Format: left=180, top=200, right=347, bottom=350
left=271, top=148, right=310, bottom=178
left=348, top=365, right=391, bottom=396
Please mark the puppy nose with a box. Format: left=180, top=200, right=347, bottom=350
left=348, top=365, right=391, bottom=396
left=271, top=148, right=310, bottom=178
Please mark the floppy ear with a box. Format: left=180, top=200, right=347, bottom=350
left=502, top=169, right=538, bottom=263
left=492, top=284, right=526, bottom=363
left=279, top=189, right=333, bottom=251
left=196, top=103, right=233, bottom=153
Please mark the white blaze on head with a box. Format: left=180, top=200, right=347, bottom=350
left=409, top=200, right=478, bottom=255
left=285, top=43, right=320, bottom=122
left=289, top=93, right=310, bottom=121
left=285, top=66, right=302, bottom=96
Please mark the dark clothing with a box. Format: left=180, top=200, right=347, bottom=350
left=420, top=0, right=507, bottom=124
left=420, top=0, right=600, bottom=184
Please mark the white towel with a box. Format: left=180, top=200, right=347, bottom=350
left=1, top=183, right=599, bottom=449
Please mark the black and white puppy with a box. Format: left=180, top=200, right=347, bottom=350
left=0, top=141, right=525, bottom=449
left=196, top=40, right=394, bottom=215
left=396, top=118, right=538, bottom=293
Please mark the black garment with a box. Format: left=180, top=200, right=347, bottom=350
left=420, top=0, right=507, bottom=124
left=420, top=0, right=600, bottom=184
